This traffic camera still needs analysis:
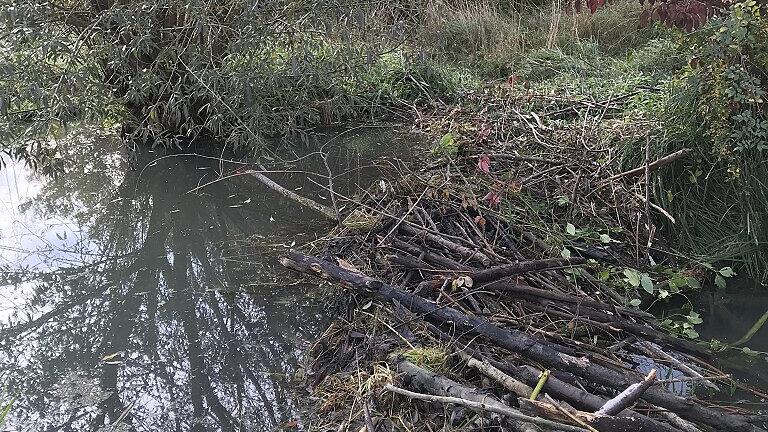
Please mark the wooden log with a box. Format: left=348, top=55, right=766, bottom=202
left=457, top=351, right=533, bottom=397
left=246, top=169, right=336, bottom=220
left=392, top=359, right=586, bottom=432
left=426, top=323, right=683, bottom=432
left=389, top=238, right=472, bottom=271
left=519, top=398, right=674, bottom=432
left=488, top=281, right=650, bottom=321
left=279, top=252, right=762, bottom=432
left=638, top=341, right=719, bottom=392
left=418, top=258, right=587, bottom=292
left=400, top=224, right=492, bottom=266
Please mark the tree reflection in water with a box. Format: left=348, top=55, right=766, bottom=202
left=0, top=128, right=406, bottom=431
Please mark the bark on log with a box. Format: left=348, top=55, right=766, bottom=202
left=279, top=252, right=761, bottom=432
left=389, top=238, right=472, bottom=271
left=418, top=257, right=587, bottom=292
left=488, top=281, right=650, bottom=321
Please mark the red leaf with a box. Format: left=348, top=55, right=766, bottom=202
left=483, top=191, right=501, bottom=207
left=477, top=154, right=491, bottom=174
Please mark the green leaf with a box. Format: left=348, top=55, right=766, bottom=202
left=641, top=273, right=654, bottom=294
left=658, top=289, right=669, bottom=299
left=599, top=234, right=611, bottom=243
left=629, top=298, right=642, bottom=307
left=683, top=328, right=699, bottom=339
left=597, top=269, right=610, bottom=282
left=719, top=266, right=735, bottom=277
left=565, top=223, right=576, bottom=236
left=715, top=274, right=727, bottom=289
left=561, top=248, right=571, bottom=259
left=685, top=277, right=701, bottom=289
left=670, top=275, right=687, bottom=289
left=623, top=268, right=641, bottom=287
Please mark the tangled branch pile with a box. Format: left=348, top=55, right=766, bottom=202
left=278, top=93, right=768, bottom=432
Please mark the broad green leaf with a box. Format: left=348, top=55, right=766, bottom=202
left=629, top=298, right=642, bottom=307
left=719, top=266, right=735, bottom=277
left=599, top=234, right=611, bottom=243
left=623, top=268, right=641, bottom=287
left=715, top=274, right=727, bottom=289
left=561, top=248, right=571, bottom=259
left=685, top=277, right=701, bottom=289
left=565, top=223, right=576, bottom=236
left=640, top=273, right=654, bottom=294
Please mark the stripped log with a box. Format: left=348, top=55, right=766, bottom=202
left=428, top=322, right=683, bottom=432
left=638, top=341, right=720, bottom=392
left=279, top=252, right=762, bottom=432
left=519, top=398, right=673, bottom=432
left=457, top=350, right=533, bottom=397
left=603, top=149, right=691, bottom=183
left=597, top=369, right=657, bottom=415
left=393, top=358, right=586, bottom=432
left=246, top=169, right=337, bottom=220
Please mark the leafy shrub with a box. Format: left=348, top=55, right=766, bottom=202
left=646, top=0, right=768, bottom=278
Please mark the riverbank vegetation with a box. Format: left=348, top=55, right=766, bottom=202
left=3, top=0, right=765, bottom=276
left=3, top=0, right=768, bottom=429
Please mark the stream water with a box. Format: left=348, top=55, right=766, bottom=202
left=0, top=127, right=411, bottom=431
left=2, top=127, right=768, bottom=431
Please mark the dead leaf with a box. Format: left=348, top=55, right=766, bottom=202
left=477, top=154, right=491, bottom=174
left=483, top=191, right=501, bottom=207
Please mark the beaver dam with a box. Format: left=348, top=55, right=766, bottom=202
left=278, top=121, right=768, bottom=432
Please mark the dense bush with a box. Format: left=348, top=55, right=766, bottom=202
left=648, top=0, right=768, bottom=277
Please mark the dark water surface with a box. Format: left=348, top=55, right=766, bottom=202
left=0, top=127, right=411, bottom=431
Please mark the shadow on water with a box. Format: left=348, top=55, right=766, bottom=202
left=0, top=127, right=413, bottom=431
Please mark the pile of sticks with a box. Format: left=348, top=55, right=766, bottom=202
left=281, top=187, right=767, bottom=431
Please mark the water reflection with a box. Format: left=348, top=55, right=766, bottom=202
left=0, top=127, right=407, bottom=431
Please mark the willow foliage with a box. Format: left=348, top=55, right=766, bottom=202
left=0, top=0, right=422, bottom=165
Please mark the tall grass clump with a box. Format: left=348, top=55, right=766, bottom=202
left=418, top=0, right=670, bottom=78
left=624, top=1, right=768, bottom=279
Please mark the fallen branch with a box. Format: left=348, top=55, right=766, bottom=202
left=603, top=149, right=691, bottom=184
left=596, top=369, right=657, bottom=416
left=457, top=351, right=533, bottom=397
left=418, top=257, right=587, bottom=292
left=247, top=168, right=337, bottom=220
left=280, top=252, right=760, bottom=431
left=389, top=359, right=588, bottom=432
